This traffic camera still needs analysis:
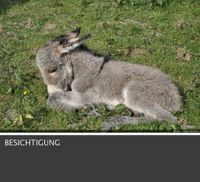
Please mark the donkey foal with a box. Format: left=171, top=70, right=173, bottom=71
left=36, top=28, right=182, bottom=130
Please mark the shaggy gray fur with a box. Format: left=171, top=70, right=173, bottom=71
left=36, top=28, right=182, bottom=130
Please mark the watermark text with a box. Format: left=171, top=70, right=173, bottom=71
left=4, top=138, right=61, bottom=147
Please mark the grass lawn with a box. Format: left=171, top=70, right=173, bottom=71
left=0, top=0, right=199, bottom=132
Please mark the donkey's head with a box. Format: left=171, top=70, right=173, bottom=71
left=36, top=28, right=91, bottom=89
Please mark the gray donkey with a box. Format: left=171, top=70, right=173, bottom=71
left=36, top=28, right=182, bottom=130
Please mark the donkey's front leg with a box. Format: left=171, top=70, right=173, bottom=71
left=47, top=91, right=84, bottom=112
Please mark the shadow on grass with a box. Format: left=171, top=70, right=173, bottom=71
left=0, top=0, right=30, bottom=14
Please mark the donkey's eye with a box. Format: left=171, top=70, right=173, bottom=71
left=49, top=67, right=57, bottom=73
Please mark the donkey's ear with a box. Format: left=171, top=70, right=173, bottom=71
left=56, top=27, right=81, bottom=46
left=67, top=27, right=81, bottom=39
left=58, top=33, right=91, bottom=54
left=59, top=41, right=82, bottom=54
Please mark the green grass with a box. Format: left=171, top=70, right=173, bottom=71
left=0, top=0, right=199, bottom=132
